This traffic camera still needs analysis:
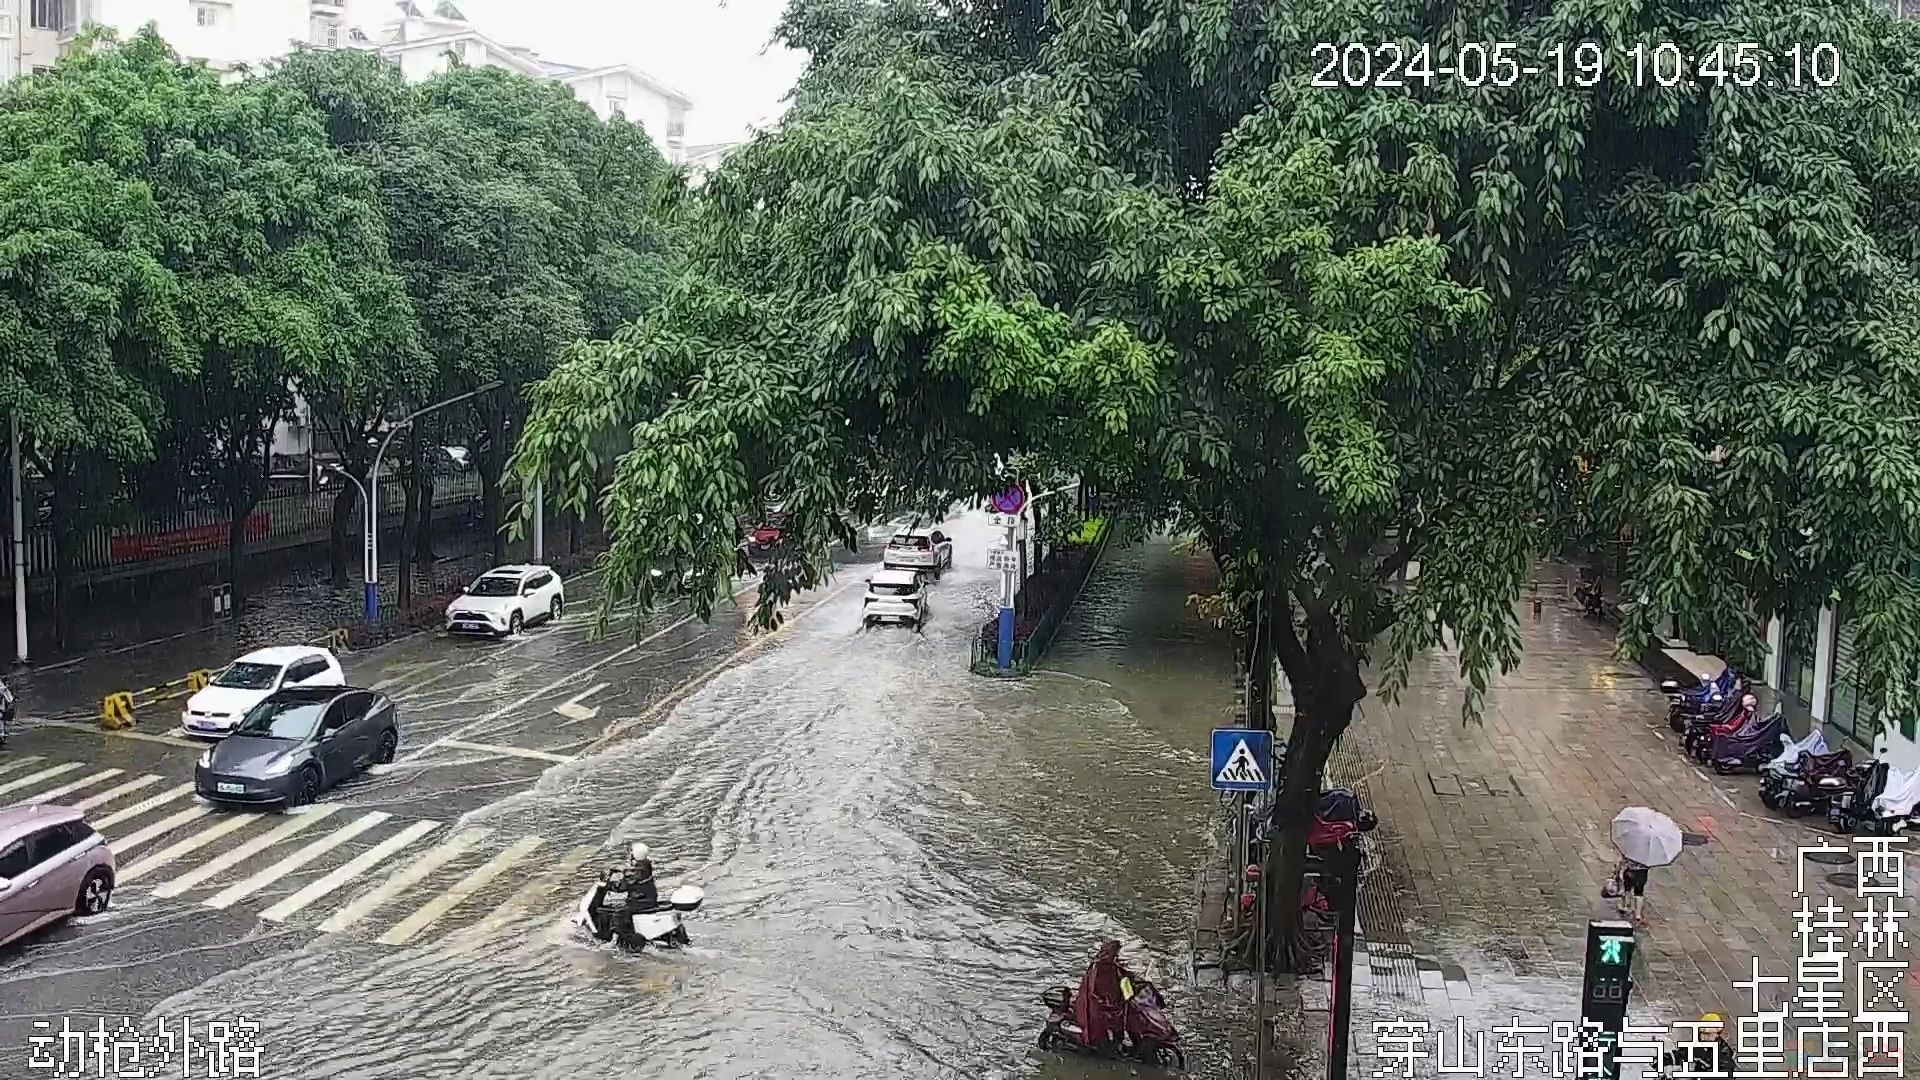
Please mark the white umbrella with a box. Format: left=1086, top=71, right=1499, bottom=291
left=1611, top=807, right=1683, bottom=867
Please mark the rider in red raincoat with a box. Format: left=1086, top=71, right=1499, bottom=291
left=1075, top=940, right=1132, bottom=1050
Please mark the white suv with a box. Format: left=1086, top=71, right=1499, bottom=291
left=883, top=530, right=953, bottom=580
left=446, top=565, right=566, bottom=637
left=862, top=569, right=928, bottom=630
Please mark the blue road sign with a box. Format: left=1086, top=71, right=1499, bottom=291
left=1210, top=728, right=1273, bottom=792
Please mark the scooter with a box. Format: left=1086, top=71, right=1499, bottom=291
left=1664, top=669, right=1743, bottom=733
left=572, top=873, right=705, bottom=952
left=1037, top=982, right=1186, bottom=1070
left=1709, top=704, right=1788, bottom=773
left=1829, top=762, right=1900, bottom=834
left=1760, top=748, right=1857, bottom=818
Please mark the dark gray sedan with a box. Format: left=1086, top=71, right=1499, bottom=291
left=194, top=687, right=400, bottom=808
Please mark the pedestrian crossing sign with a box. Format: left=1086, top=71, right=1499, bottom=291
left=1210, top=728, right=1273, bottom=792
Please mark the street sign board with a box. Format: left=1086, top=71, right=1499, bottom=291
left=987, top=548, right=1020, bottom=572
left=990, top=487, right=1027, bottom=514
left=1210, top=728, right=1273, bottom=792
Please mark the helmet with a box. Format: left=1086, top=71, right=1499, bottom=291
left=1358, top=810, right=1379, bottom=832
left=629, top=843, right=650, bottom=863
left=1699, top=1013, right=1722, bottom=1024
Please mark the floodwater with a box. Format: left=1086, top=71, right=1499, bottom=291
left=144, top=518, right=1246, bottom=1079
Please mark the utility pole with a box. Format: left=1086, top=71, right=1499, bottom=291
left=531, top=477, right=544, bottom=562
left=11, top=413, right=25, bottom=664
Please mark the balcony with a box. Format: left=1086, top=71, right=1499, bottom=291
left=310, top=0, right=346, bottom=12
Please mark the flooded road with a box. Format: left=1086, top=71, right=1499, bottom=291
left=120, top=518, right=1241, bottom=1079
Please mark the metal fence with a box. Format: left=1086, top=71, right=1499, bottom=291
left=970, top=515, right=1114, bottom=675
left=0, top=472, right=487, bottom=591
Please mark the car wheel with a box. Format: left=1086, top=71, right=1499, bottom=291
left=288, top=766, right=320, bottom=808
left=74, top=868, right=113, bottom=916
left=549, top=595, right=563, bottom=622
left=373, top=728, right=398, bottom=766
left=508, top=611, right=523, bottom=636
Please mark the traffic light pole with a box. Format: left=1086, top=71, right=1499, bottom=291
left=1579, top=919, right=1638, bottom=1080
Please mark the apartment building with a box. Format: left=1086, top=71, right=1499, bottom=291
left=2, top=0, right=692, bottom=161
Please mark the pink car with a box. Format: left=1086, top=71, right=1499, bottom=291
left=0, top=804, right=115, bottom=948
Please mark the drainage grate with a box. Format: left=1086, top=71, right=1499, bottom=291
left=1429, top=772, right=1522, bottom=797
left=1680, top=832, right=1711, bottom=846
left=1805, top=849, right=1853, bottom=866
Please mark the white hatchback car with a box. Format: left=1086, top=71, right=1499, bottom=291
left=862, top=569, right=929, bottom=630
left=181, top=646, right=346, bottom=738
left=445, top=565, right=565, bottom=637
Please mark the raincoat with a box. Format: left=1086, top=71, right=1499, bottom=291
left=1074, top=941, right=1129, bottom=1047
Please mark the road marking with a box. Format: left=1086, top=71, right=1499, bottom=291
left=400, top=579, right=761, bottom=765
left=261, top=819, right=441, bottom=924
left=71, top=774, right=164, bottom=811
left=553, top=682, right=608, bottom=722
left=436, top=740, right=575, bottom=765
left=25, top=768, right=123, bottom=804
left=317, top=827, right=489, bottom=933
left=377, top=835, right=545, bottom=946
left=118, top=813, right=259, bottom=882
left=152, top=804, right=344, bottom=899
left=32, top=718, right=205, bottom=749
left=370, top=659, right=454, bottom=692
left=204, top=811, right=393, bottom=910
left=0, top=755, right=45, bottom=778
left=92, top=784, right=195, bottom=829
left=0, top=762, right=84, bottom=798
left=441, top=844, right=600, bottom=953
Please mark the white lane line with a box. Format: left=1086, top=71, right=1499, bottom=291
left=0, top=762, right=84, bottom=798
left=436, top=740, right=575, bottom=765
left=442, top=843, right=599, bottom=952
left=400, top=579, right=759, bottom=765
left=118, top=813, right=260, bottom=883
left=71, top=775, right=164, bottom=812
left=552, top=682, right=608, bottom=722
left=377, top=835, right=545, bottom=946
left=205, top=811, right=393, bottom=910
left=0, top=755, right=46, bottom=778
left=31, top=719, right=205, bottom=748
left=107, top=804, right=215, bottom=856
left=369, top=659, right=453, bottom=692
left=317, top=827, right=490, bottom=933
left=25, top=768, right=123, bottom=804
left=152, top=804, right=344, bottom=899
left=261, top=819, right=440, bottom=924
left=92, top=784, right=194, bottom=830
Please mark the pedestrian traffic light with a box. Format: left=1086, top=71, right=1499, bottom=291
left=1579, top=920, right=1637, bottom=1080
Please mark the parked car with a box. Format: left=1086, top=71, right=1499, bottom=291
left=182, top=646, right=346, bottom=738
left=0, top=805, right=115, bottom=948
left=862, top=569, right=929, bottom=630
left=444, top=565, right=565, bottom=637
left=883, top=529, right=954, bottom=580
left=195, top=687, right=400, bottom=808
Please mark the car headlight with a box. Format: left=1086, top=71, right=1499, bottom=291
left=261, top=755, right=296, bottom=777
left=198, top=749, right=213, bottom=768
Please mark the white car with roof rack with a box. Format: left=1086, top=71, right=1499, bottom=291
left=445, top=564, right=565, bottom=638
left=883, top=528, right=953, bottom=580
left=862, top=569, right=929, bottom=630
left=180, top=646, right=345, bottom=738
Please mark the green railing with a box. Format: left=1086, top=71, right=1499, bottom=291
left=971, top=515, right=1113, bottom=676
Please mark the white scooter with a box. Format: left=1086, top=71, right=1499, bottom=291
left=572, top=872, right=706, bottom=951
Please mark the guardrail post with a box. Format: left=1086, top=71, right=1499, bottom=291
left=100, top=692, right=134, bottom=730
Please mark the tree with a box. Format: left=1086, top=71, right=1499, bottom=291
left=520, top=0, right=1920, bottom=975
left=0, top=30, right=194, bottom=650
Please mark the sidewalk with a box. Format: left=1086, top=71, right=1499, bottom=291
left=1275, top=568, right=1913, bottom=1077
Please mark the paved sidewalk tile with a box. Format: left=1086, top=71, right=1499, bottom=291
left=1307, top=575, right=1914, bottom=1078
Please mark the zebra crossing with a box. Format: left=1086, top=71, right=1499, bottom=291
left=0, top=756, right=601, bottom=951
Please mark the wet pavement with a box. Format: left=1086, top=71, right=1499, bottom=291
left=0, top=518, right=1249, bottom=1080
left=1302, top=580, right=1917, bottom=1077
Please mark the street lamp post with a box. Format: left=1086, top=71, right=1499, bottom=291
left=362, top=382, right=504, bottom=622
left=324, top=465, right=372, bottom=617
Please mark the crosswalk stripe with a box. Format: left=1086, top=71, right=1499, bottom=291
left=0, top=762, right=84, bottom=798
left=260, top=819, right=441, bottom=924
left=0, top=755, right=46, bottom=778
left=105, top=803, right=214, bottom=854
left=377, top=835, right=545, bottom=946
left=442, top=844, right=599, bottom=955
left=118, top=813, right=258, bottom=882
left=92, top=784, right=194, bottom=830
left=152, top=805, right=343, bottom=899
left=319, top=827, right=490, bottom=934
left=205, top=811, right=393, bottom=911
left=71, top=775, right=164, bottom=812
left=25, top=769, right=123, bottom=804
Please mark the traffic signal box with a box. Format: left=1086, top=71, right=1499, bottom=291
left=1579, top=919, right=1638, bottom=1080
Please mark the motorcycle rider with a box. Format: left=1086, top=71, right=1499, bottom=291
left=0, top=674, right=13, bottom=745
left=1074, top=940, right=1134, bottom=1054
left=613, top=843, right=661, bottom=911
left=1660, top=1014, right=1736, bottom=1077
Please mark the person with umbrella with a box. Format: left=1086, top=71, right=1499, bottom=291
left=1609, top=806, right=1683, bottom=925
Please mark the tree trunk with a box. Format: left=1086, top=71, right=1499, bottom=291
left=224, top=432, right=255, bottom=616
left=1246, top=595, right=1275, bottom=729
left=48, top=454, right=78, bottom=655
left=328, top=480, right=360, bottom=588
left=568, top=510, right=581, bottom=555
left=414, top=468, right=436, bottom=567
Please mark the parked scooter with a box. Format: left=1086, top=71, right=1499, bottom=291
left=1683, top=694, right=1752, bottom=761
left=1828, top=762, right=1910, bottom=834
left=1761, top=750, right=1859, bottom=817
left=1666, top=668, right=1744, bottom=733
left=1037, top=982, right=1186, bottom=1069
left=1708, top=702, right=1788, bottom=773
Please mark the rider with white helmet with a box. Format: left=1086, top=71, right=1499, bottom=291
left=618, top=842, right=660, bottom=910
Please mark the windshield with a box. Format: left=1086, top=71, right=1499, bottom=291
left=233, top=698, right=326, bottom=740
left=212, top=662, right=282, bottom=690
left=890, top=535, right=931, bottom=550
left=468, top=575, right=520, bottom=597
left=870, top=583, right=918, bottom=597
